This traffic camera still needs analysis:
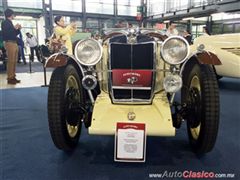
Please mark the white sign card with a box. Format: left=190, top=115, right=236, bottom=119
left=114, top=122, right=146, bottom=162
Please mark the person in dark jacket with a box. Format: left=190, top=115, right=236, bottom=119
left=17, top=31, right=26, bottom=64
left=0, top=30, right=7, bottom=70
left=183, top=30, right=192, bottom=44
left=0, top=31, right=6, bottom=58
left=203, top=26, right=211, bottom=35
left=1, top=8, right=22, bottom=84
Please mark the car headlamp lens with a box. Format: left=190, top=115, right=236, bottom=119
left=163, top=74, right=182, bottom=93
left=74, top=39, right=102, bottom=66
left=161, top=36, right=189, bottom=65
left=82, top=75, right=97, bottom=90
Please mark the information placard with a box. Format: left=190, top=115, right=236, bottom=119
left=114, top=122, right=146, bottom=162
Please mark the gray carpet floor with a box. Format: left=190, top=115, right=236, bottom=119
left=0, top=77, right=239, bottom=180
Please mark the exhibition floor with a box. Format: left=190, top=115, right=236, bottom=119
left=0, top=61, right=52, bottom=89
left=0, top=78, right=239, bottom=180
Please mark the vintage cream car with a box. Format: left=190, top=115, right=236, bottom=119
left=44, top=28, right=221, bottom=159
left=192, top=33, right=240, bottom=79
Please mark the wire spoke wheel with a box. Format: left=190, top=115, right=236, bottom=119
left=66, top=124, right=79, bottom=138
left=182, top=60, right=220, bottom=154
left=48, top=64, right=85, bottom=151
left=189, top=76, right=201, bottom=140
left=65, top=75, right=81, bottom=138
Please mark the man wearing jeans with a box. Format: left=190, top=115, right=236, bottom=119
left=1, top=9, right=21, bottom=84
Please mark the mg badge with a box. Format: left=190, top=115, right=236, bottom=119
left=127, top=112, right=136, bottom=121
left=127, top=76, right=138, bottom=85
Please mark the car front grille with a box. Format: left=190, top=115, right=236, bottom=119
left=109, top=42, right=155, bottom=103
left=221, top=47, right=240, bottom=57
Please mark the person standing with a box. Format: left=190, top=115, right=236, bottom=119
left=183, top=30, right=192, bottom=44
left=17, top=31, right=26, bottom=64
left=26, top=32, right=40, bottom=62
left=166, top=21, right=179, bottom=37
left=1, top=8, right=21, bottom=84
left=202, top=26, right=211, bottom=36
left=54, top=16, right=76, bottom=55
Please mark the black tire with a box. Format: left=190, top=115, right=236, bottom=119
left=212, top=66, right=223, bottom=80
left=48, top=64, right=85, bottom=151
left=182, top=61, right=220, bottom=154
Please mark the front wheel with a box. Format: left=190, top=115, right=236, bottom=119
left=182, top=61, right=220, bottom=154
left=48, top=64, right=85, bottom=151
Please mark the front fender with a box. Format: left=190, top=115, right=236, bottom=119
left=189, top=51, right=222, bottom=65
left=180, top=51, right=221, bottom=77
left=45, top=53, right=68, bottom=68
left=45, top=53, right=96, bottom=104
left=45, top=53, right=85, bottom=77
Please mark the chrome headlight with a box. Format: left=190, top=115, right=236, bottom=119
left=163, top=74, right=182, bottom=93
left=161, top=36, right=189, bottom=65
left=74, top=39, right=102, bottom=66
left=82, top=75, right=97, bottom=90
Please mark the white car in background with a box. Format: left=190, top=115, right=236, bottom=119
left=192, top=33, right=240, bottom=79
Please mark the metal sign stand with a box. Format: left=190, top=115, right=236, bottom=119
left=40, top=51, right=48, bottom=87
left=41, top=60, right=48, bottom=87
left=28, top=54, right=34, bottom=73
